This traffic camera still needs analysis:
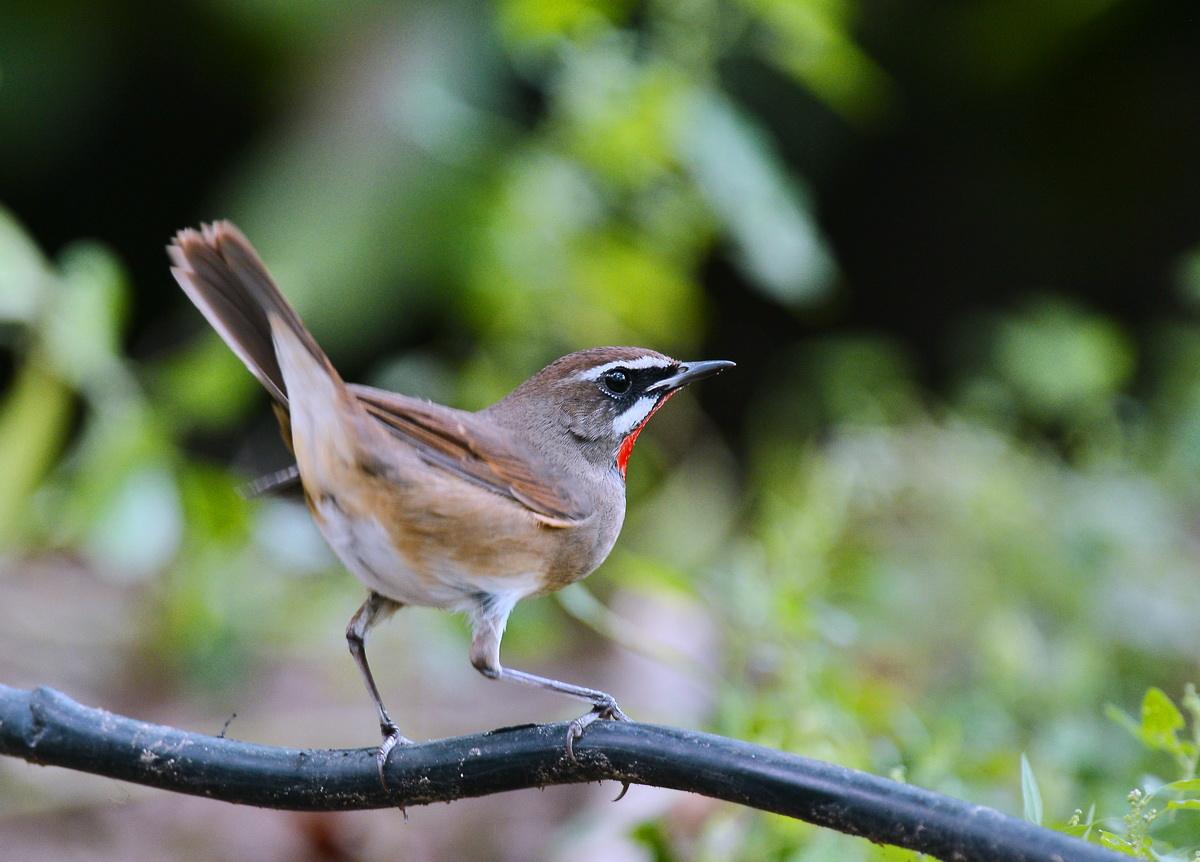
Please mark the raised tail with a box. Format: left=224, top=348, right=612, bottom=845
left=168, top=221, right=333, bottom=405
left=169, top=221, right=371, bottom=484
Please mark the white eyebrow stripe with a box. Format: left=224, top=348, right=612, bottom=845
left=611, top=396, right=657, bottom=436
left=576, top=355, right=673, bottom=381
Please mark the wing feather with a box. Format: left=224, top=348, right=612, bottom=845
left=349, top=384, right=587, bottom=526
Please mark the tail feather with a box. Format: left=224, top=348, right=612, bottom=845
left=168, top=221, right=331, bottom=405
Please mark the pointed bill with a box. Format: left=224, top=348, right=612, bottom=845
left=645, top=359, right=736, bottom=393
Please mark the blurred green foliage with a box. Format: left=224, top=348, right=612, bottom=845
left=2, top=0, right=1200, bottom=859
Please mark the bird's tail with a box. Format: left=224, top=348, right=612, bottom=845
left=169, top=222, right=366, bottom=471
left=168, top=220, right=339, bottom=407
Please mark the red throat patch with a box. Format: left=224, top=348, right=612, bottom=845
left=615, top=392, right=676, bottom=479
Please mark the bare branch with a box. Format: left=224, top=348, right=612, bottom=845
left=0, top=685, right=1119, bottom=862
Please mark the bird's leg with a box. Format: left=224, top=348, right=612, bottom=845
left=469, top=600, right=629, bottom=761
left=346, top=592, right=409, bottom=788
left=497, top=667, right=630, bottom=758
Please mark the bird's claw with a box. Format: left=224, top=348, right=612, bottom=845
left=376, top=721, right=414, bottom=792
left=565, top=695, right=630, bottom=762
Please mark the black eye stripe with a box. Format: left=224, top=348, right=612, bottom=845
left=594, top=363, right=680, bottom=399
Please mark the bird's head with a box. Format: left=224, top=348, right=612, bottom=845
left=490, top=347, right=735, bottom=477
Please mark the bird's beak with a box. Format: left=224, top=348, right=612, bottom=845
left=647, top=359, right=736, bottom=392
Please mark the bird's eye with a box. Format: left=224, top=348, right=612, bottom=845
left=601, top=368, right=632, bottom=395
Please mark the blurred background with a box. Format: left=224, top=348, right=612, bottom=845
left=2, top=0, right=1200, bottom=859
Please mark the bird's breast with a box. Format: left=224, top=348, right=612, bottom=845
left=536, top=474, right=626, bottom=594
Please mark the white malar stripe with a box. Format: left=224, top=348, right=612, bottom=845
left=612, top=396, right=657, bottom=436
left=577, top=355, right=673, bottom=381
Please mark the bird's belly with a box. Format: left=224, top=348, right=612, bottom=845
left=313, top=497, right=456, bottom=608
left=311, top=493, right=548, bottom=611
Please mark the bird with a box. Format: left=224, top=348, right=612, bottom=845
left=167, top=221, right=734, bottom=783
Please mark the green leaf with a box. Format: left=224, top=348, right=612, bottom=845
left=1166, top=799, right=1200, bottom=811
left=1097, top=830, right=1143, bottom=856
left=43, top=241, right=129, bottom=394
left=995, top=300, right=1134, bottom=418
left=1183, top=683, right=1200, bottom=719
left=0, top=205, right=54, bottom=323
left=1157, top=778, right=1200, bottom=796
left=1141, top=687, right=1186, bottom=753
left=0, top=356, right=72, bottom=546
left=678, top=88, right=835, bottom=308
left=1105, top=703, right=1144, bottom=740
left=1020, top=753, right=1043, bottom=826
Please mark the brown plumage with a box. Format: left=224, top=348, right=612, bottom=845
left=168, top=220, right=733, bottom=779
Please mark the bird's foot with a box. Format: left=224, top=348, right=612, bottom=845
left=376, top=721, right=414, bottom=792
left=565, top=694, right=629, bottom=762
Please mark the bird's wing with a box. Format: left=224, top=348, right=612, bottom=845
left=348, top=384, right=588, bottom=527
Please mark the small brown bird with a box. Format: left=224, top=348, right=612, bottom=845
left=168, top=221, right=733, bottom=779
